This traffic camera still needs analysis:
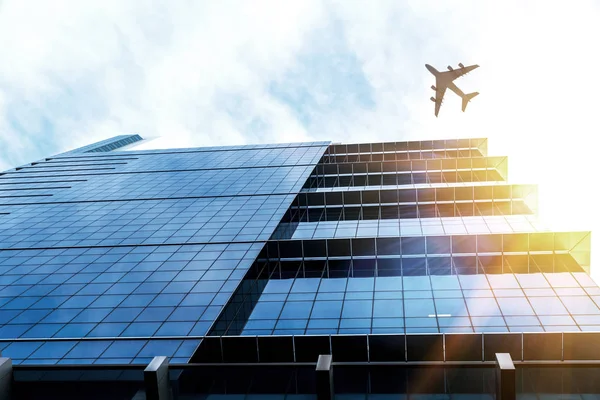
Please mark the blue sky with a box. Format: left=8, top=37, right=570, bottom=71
left=1, top=0, right=599, bottom=273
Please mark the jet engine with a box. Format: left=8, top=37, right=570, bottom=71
left=430, top=97, right=436, bottom=102
left=431, top=85, right=436, bottom=90
left=458, top=63, right=464, bottom=68
left=447, top=66, right=453, bottom=71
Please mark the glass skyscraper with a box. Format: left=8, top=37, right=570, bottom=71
left=0, top=135, right=596, bottom=399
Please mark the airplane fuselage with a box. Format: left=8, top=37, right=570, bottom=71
left=426, top=64, right=464, bottom=96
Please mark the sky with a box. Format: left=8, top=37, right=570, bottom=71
left=1, top=1, right=599, bottom=275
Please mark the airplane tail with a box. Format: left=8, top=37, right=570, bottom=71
left=462, top=92, right=479, bottom=112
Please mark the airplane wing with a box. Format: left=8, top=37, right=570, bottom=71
left=439, top=64, right=479, bottom=81
left=434, top=86, right=446, bottom=117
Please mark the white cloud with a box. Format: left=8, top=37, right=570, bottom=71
left=1, top=0, right=599, bottom=273
left=0, top=0, right=325, bottom=162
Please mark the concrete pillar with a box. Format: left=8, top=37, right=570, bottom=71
left=0, top=357, right=12, bottom=400
left=495, top=353, right=516, bottom=400
left=316, top=354, right=334, bottom=400
left=144, top=356, right=172, bottom=400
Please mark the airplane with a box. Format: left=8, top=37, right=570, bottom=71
left=425, top=63, right=479, bottom=117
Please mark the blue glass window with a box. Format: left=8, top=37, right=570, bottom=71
left=121, top=323, right=161, bottom=337
left=465, top=298, right=502, bottom=317
left=168, top=306, right=207, bottom=322
left=72, top=308, right=111, bottom=323
left=138, top=340, right=183, bottom=358
left=307, top=319, right=339, bottom=329
left=318, top=278, right=347, bottom=293
left=434, top=298, right=469, bottom=317
left=372, top=318, right=403, bottom=328
left=22, top=324, right=63, bottom=338
left=104, top=308, right=143, bottom=323
left=291, top=279, right=320, bottom=293
left=310, top=301, right=343, bottom=319
left=3, top=341, right=43, bottom=359
left=244, top=320, right=276, bottom=330
left=180, top=293, right=215, bottom=307
left=29, top=341, right=77, bottom=359
left=404, top=299, right=435, bottom=318
left=346, top=278, right=375, bottom=292
left=340, top=319, right=371, bottom=329
left=65, top=340, right=112, bottom=359
left=41, top=309, right=80, bottom=324
left=430, top=275, right=460, bottom=290
left=136, top=307, right=175, bottom=322
left=155, top=322, right=194, bottom=336
left=402, top=276, right=430, bottom=291
left=10, top=309, right=51, bottom=325
left=87, top=323, right=128, bottom=337
left=89, top=295, right=127, bottom=308
left=280, top=302, right=313, bottom=319
left=438, top=317, right=471, bottom=327
left=249, top=302, right=284, bottom=319
left=458, top=275, right=490, bottom=290
left=120, top=294, right=156, bottom=307
left=275, top=319, right=308, bottom=330
left=174, top=340, right=201, bottom=358
left=405, top=317, right=437, bottom=328
left=60, top=296, right=97, bottom=308
left=373, top=300, right=403, bottom=318
left=151, top=293, right=185, bottom=307
left=0, top=325, right=34, bottom=339
left=54, top=323, right=96, bottom=338
left=102, top=340, right=146, bottom=358
left=471, top=316, right=506, bottom=326
left=190, top=322, right=211, bottom=335
left=341, top=300, right=373, bottom=318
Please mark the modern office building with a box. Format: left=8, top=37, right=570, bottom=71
left=0, top=135, right=596, bottom=399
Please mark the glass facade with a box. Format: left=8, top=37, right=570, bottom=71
left=241, top=272, right=600, bottom=335
left=0, top=136, right=330, bottom=366
left=211, top=139, right=591, bottom=341
left=0, top=135, right=595, bottom=398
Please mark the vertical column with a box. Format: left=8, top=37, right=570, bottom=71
left=495, top=353, right=516, bottom=400
left=144, top=356, right=172, bottom=400
left=0, top=357, right=12, bottom=400
left=316, top=354, right=334, bottom=400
